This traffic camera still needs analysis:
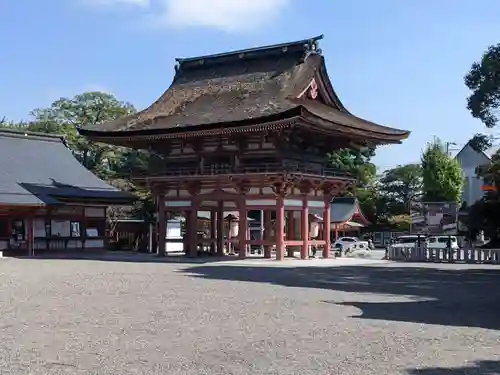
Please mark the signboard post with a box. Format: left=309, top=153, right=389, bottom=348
left=410, top=201, right=459, bottom=234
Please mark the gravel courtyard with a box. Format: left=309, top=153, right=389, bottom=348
left=1, top=255, right=500, bottom=375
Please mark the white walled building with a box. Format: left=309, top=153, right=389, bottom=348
left=454, top=143, right=497, bottom=206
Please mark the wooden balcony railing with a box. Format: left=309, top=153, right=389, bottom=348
left=132, top=163, right=355, bottom=179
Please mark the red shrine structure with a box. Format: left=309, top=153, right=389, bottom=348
left=79, top=35, right=410, bottom=260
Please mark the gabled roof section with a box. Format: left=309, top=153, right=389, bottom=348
left=454, top=141, right=484, bottom=161
left=454, top=140, right=500, bottom=162
left=330, top=197, right=370, bottom=225
left=0, top=129, right=135, bottom=206
left=314, top=197, right=370, bottom=225
left=79, top=35, right=409, bottom=144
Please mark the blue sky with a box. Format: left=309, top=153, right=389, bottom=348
left=1, top=0, right=499, bottom=170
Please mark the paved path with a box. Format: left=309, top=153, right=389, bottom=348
left=0, top=255, right=499, bottom=374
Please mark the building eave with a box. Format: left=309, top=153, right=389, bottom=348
left=78, top=113, right=300, bottom=145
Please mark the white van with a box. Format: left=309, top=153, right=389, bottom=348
left=392, top=235, right=426, bottom=248
left=426, top=236, right=459, bottom=249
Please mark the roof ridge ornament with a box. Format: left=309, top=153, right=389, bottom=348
left=302, top=38, right=322, bottom=62
left=175, top=35, right=325, bottom=70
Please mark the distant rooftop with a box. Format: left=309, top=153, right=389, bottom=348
left=453, top=141, right=500, bottom=161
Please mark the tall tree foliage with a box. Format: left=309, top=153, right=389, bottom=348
left=465, top=44, right=500, bottom=128
left=379, top=163, right=422, bottom=214
left=329, top=147, right=376, bottom=186
left=355, top=186, right=388, bottom=225
left=463, top=46, right=500, bottom=245
left=468, top=133, right=493, bottom=153
left=421, top=139, right=464, bottom=202
left=329, top=147, right=385, bottom=224
left=357, top=164, right=423, bottom=229
left=29, top=92, right=136, bottom=178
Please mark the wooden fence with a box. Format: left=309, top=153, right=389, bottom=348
left=388, top=247, right=500, bottom=264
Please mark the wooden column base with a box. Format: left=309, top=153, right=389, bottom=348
left=276, top=196, right=285, bottom=261
left=263, top=210, right=272, bottom=259
left=300, top=199, right=309, bottom=260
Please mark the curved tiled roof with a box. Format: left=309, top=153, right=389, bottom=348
left=330, top=197, right=370, bottom=225
left=79, top=36, right=410, bottom=143
left=312, top=197, right=370, bottom=225
left=0, top=129, right=134, bottom=206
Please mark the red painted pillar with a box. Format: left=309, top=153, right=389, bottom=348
left=286, top=211, right=294, bottom=257
left=217, top=201, right=225, bottom=256
left=322, top=197, right=331, bottom=259
left=263, top=210, right=272, bottom=259
left=301, top=199, right=309, bottom=260
left=157, top=193, right=166, bottom=257
left=238, top=206, right=247, bottom=259
left=210, top=210, right=217, bottom=253
left=276, top=195, right=285, bottom=260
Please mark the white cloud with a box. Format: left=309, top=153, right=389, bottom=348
left=79, top=0, right=288, bottom=33
left=158, top=0, right=288, bottom=32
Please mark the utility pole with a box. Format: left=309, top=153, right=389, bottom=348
left=431, top=136, right=457, bottom=155
left=446, top=141, right=457, bottom=156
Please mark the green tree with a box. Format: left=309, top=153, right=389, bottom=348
left=388, top=214, right=412, bottom=232
left=329, top=147, right=388, bottom=225
left=421, top=139, right=464, bottom=202
left=356, top=186, right=388, bottom=224
left=468, top=133, right=493, bottom=153
left=379, top=163, right=422, bottom=214
left=113, top=149, right=153, bottom=177
left=329, top=147, right=376, bottom=186
left=465, top=44, right=500, bottom=128
left=29, top=92, right=136, bottom=178
left=463, top=46, right=500, bottom=245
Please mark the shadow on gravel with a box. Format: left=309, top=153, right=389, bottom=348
left=11, top=251, right=245, bottom=264
left=406, top=360, right=500, bottom=374
left=181, top=264, right=500, bottom=330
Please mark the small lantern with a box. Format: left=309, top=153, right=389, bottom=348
left=310, top=221, right=319, bottom=238
left=226, top=214, right=239, bottom=238
left=309, top=213, right=321, bottom=239
left=229, top=221, right=239, bottom=238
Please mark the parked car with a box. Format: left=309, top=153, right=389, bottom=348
left=333, top=237, right=370, bottom=256
left=333, top=237, right=360, bottom=249
left=426, top=236, right=459, bottom=250
left=345, top=241, right=371, bottom=256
